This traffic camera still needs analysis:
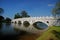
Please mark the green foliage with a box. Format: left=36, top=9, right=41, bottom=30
left=0, top=8, right=4, bottom=23
left=52, top=0, right=60, bottom=26
left=37, top=26, right=60, bottom=40
left=0, top=16, right=4, bottom=23
left=14, top=10, right=30, bottom=19
left=0, top=8, right=11, bottom=24
left=21, top=11, right=30, bottom=18
left=0, top=16, right=11, bottom=23
left=52, top=0, right=60, bottom=19
left=52, top=30, right=60, bottom=39
left=14, top=13, right=22, bottom=19
left=5, top=17, right=11, bottom=23
left=0, top=8, right=4, bottom=15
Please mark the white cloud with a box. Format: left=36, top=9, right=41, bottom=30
left=48, top=4, right=54, bottom=6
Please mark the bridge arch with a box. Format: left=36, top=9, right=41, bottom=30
left=23, top=21, right=30, bottom=27
left=32, top=21, right=48, bottom=30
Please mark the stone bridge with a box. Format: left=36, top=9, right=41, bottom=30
left=11, top=16, right=56, bottom=34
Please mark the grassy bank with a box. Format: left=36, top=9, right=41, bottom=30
left=36, top=26, right=60, bottom=40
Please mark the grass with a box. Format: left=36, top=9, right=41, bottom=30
left=36, top=26, right=60, bottom=40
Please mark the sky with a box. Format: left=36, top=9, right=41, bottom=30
left=0, top=0, right=57, bottom=19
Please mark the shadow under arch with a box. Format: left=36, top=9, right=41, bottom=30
left=33, top=21, right=48, bottom=30
left=23, top=21, right=30, bottom=27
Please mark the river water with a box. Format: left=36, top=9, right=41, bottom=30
left=0, top=22, right=48, bottom=40
left=0, top=23, right=20, bottom=35
left=0, top=22, right=48, bottom=35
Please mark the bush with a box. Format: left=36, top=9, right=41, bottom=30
left=5, top=17, right=11, bottom=23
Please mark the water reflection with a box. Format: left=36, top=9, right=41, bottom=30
left=0, top=23, right=3, bottom=29
left=0, top=23, right=20, bottom=36
left=0, top=23, right=24, bottom=40
left=0, top=23, right=3, bottom=36
left=36, top=22, right=48, bottom=29
left=5, top=23, right=11, bottom=27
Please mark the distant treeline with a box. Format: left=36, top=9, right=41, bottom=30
left=0, top=8, right=30, bottom=23
left=14, top=10, right=30, bottom=19
left=0, top=16, right=11, bottom=23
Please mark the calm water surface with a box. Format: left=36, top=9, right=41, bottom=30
left=0, top=23, right=48, bottom=40
left=0, top=22, right=48, bottom=35
left=0, top=23, right=20, bottom=35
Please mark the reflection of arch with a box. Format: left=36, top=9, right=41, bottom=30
left=23, top=21, right=30, bottom=27
left=18, top=21, right=21, bottom=25
left=11, top=22, right=14, bottom=23
left=15, top=21, right=17, bottom=24
left=33, top=21, right=48, bottom=30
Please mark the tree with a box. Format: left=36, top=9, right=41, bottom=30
left=0, top=16, right=4, bottom=22
left=5, top=17, right=11, bottom=23
left=0, top=8, right=4, bottom=23
left=14, top=13, right=22, bottom=19
left=52, top=0, right=60, bottom=19
left=14, top=11, right=30, bottom=19
left=52, top=0, right=60, bottom=26
left=0, top=8, right=4, bottom=15
left=21, top=11, right=30, bottom=18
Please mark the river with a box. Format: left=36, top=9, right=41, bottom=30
left=0, top=22, right=48, bottom=40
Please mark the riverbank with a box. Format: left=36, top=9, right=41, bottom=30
left=17, top=33, right=40, bottom=40
left=37, top=26, right=60, bottom=40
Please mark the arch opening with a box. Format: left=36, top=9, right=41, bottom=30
left=23, top=21, right=30, bottom=27
left=18, top=21, right=22, bottom=25
left=33, top=21, right=48, bottom=30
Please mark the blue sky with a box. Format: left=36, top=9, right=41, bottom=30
left=0, top=0, right=57, bottom=19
